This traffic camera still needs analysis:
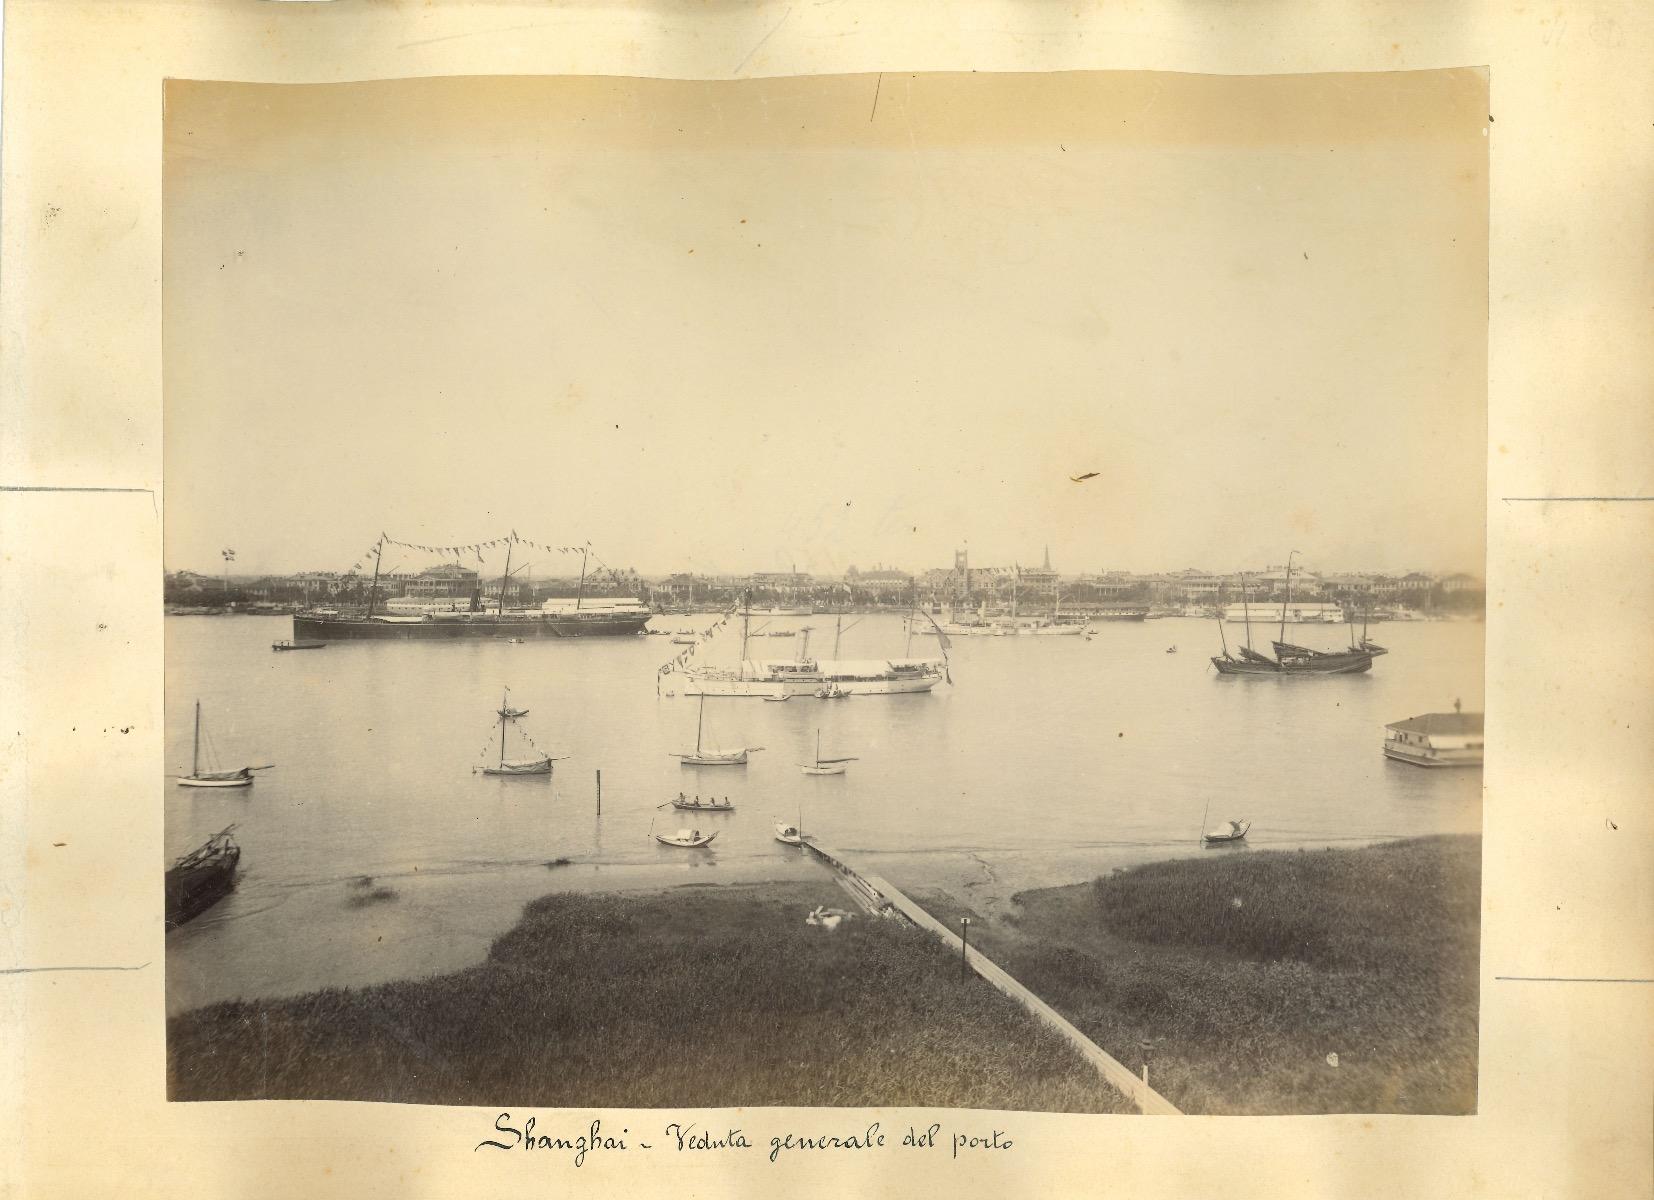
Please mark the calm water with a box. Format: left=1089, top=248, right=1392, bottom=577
left=166, top=613, right=1483, bottom=1011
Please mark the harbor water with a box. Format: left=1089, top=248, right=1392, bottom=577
left=166, top=614, right=1483, bottom=1013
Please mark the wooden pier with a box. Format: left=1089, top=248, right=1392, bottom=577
left=801, top=838, right=1182, bottom=1115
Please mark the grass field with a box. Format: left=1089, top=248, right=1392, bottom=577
left=914, top=836, right=1481, bottom=1115
left=169, top=880, right=1132, bottom=1111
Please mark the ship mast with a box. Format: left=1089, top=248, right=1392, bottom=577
left=575, top=545, right=589, bottom=611
left=193, top=700, right=201, bottom=778
left=499, top=688, right=509, bottom=768
left=366, top=533, right=386, bottom=618
left=696, top=694, right=706, bottom=755
left=1240, top=572, right=1254, bottom=652
left=498, top=535, right=514, bottom=617
left=1216, top=581, right=1229, bottom=657
left=739, top=591, right=751, bottom=680
left=1279, top=550, right=1298, bottom=644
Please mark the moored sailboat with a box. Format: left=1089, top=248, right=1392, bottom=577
left=177, top=701, right=265, bottom=787
left=800, top=728, right=857, bottom=776
left=478, top=688, right=565, bottom=775
left=672, top=693, right=761, bottom=766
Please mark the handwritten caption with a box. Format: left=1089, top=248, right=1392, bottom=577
left=475, top=1114, right=1012, bottom=1167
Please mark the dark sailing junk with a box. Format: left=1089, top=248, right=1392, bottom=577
left=1210, top=553, right=1387, bottom=676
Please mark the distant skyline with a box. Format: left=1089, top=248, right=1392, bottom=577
left=164, top=73, right=1487, bottom=581
left=169, top=549, right=1481, bottom=583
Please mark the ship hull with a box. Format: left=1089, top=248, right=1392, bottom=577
left=293, top=613, right=650, bottom=640
left=165, top=851, right=240, bottom=930
left=1212, top=654, right=1373, bottom=676
left=1382, top=745, right=1482, bottom=767
left=680, top=672, right=941, bottom=697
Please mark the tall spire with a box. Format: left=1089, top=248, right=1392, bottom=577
left=1043, top=544, right=1051, bottom=571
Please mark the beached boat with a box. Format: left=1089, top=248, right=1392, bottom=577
left=800, top=728, right=856, bottom=776
left=478, top=688, right=564, bottom=775
left=775, top=794, right=807, bottom=845
left=655, top=827, right=718, bottom=848
left=672, top=792, right=735, bottom=811
left=177, top=701, right=264, bottom=787
left=1202, top=819, right=1251, bottom=844
left=165, top=825, right=241, bottom=929
left=672, top=694, right=760, bottom=766
left=271, top=638, right=326, bottom=651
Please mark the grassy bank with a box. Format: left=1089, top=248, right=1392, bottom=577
left=915, top=836, right=1481, bottom=1115
left=170, top=880, right=1131, bottom=1111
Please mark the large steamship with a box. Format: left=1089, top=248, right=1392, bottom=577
left=292, top=533, right=652, bottom=641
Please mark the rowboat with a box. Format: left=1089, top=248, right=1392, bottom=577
left=774, top=823, right=805, bottom=846
left=655, top=828, right=717, bottom=848
left=673, top=793, right=735, bottom=812
left=271, top=638, right=326, bottom=651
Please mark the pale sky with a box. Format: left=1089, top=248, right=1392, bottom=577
left=163, top=72, right=1487, bottom=578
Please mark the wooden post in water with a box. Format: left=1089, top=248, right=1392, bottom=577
left=596, top=769, right=602, bottom=816
left=960, top=917, right=971, bottom=980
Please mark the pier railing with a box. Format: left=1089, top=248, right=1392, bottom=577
left=801, top=838, right=1182, bottom=1116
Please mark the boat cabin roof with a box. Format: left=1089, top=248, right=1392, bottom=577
left=1385, top=712, right=1484, bottom=736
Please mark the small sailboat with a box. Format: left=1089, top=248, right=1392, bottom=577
left=479, top=688, right=565, bottom=776
left=177, top=700, right=264, bottom=787
left=800, top=728, right=857, bottom=776
left=672, top=791, right=735, bottom=812
left=672, top=694, right=760, bottom=766
left=165, top=824, right=242, bottom=928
